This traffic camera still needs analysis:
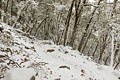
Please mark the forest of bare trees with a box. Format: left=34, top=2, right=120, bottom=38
left=1, top=0, right=120, bottom=70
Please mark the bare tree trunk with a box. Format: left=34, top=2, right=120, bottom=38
left=70, top=0, right=81, bottom=47
left=3, top=0, right=9, bottom=23
left=5, top=0, right=9, bottom=13
left=78, top=0, right=102, bottom=52
left=92, top=42, right=99, bottom=58
left=81, top=29, right=92, bottom=53
left=63, top=0, right=75, bottom=46
left=11, top=0, right=13, bottom=17
left=29, top=9, right=36, bottom=35
left=98, top=34, right=108, bottom=63
left=114, top=62, right=120, bottom=70
left=87, top=39, right=95, bottom=56
left=110, top=0, right=118, bottom=67
left=104, top=55, right=110, bottom=65
left=110, top=31, right=114, bottom=66
left=56, top=13, right=63, bottom=44
left=10, top=0, right=14, bottom=26
left=70, top=0, right=86, bottom=48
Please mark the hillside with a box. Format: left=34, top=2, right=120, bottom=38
left=0, top=23, right=120, bottom=80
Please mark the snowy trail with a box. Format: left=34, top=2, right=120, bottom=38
left=34, top=43, right=117, bottom=80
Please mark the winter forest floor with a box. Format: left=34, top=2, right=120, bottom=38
left=0, top=23, right=120, bottom=80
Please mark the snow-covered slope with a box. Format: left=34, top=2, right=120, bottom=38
left=0, top=22, right=120, bottom=80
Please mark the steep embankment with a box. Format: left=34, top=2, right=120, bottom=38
left=0, top=22, right=120, bottom=80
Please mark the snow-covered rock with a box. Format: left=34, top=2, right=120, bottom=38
left=4, top=68, right=36, bottom=80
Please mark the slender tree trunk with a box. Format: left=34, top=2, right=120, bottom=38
left=104, top=55, right=110, bottom=65
left=87, top=40, right=95, bottom=56
left=98, top=34, right=108, bottom=63
left=11, top=0, right=13, bottom=17
left=56, top=13, right=62, bottom=44
left=114, top=62, right=120, bottom=70
left=29, top=9, right=36, bottom=35
left=63, top=0, right=75, bottom=46
left=81, top=29, right=92, bottom=53
left=58, top=30, right=64, bottom=45
left=70, top=0, right=86, bottom=48
left=92, top=42, right=99, bottom=58
left=78, top=0, right=102, bottom=52
left=70, top=0, right=81, bottom=47
left=5, top=0, right=9, bottom=13
left=3, top=0, right=9, bottom=23
left=110, top=31, right=114, bottom=66
left=10, top=0, right=13, bottom=26
left=98, top=44, right=106, bottom=63
left=110, top=0, right=118, bottom=67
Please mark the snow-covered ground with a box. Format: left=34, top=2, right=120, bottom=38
left=0, top=22, right=120, bottom=80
